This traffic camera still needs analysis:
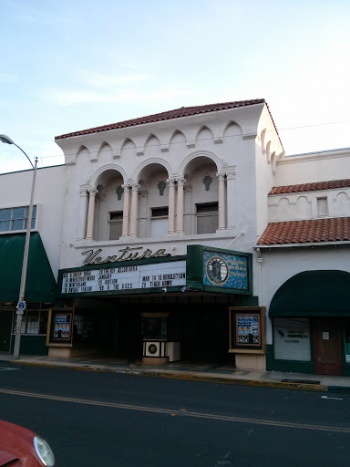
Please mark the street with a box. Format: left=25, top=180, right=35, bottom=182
left=0, top=362, right=350, bottom=466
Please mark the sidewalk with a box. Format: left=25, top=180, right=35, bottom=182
left=1, top=353, right=350, bottom=393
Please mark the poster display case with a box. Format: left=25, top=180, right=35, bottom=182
left=47, top=308, right=74, bottom=347
left=229, top=307, right=265, bottom=354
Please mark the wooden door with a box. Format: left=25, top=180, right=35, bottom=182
left=314, top=320, right=342, bottom=375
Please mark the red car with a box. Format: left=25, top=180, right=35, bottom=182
left=0, top=420, right=55, bottom=466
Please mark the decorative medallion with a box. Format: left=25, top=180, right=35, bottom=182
left=206, top=255, right=229, bottom=285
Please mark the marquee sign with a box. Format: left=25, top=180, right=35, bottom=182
left=58, top=245, right=252, bottom=297
left=60, top=260, right=186, bottom=295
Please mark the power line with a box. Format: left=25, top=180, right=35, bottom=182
left=278, top=119, right=350, bottom=132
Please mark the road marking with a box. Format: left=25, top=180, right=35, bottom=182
left=0, top=367, right=19, bottom=371
left=321, top=395, right=343, bottom=401
left=0, top=387, right=349, bottom=434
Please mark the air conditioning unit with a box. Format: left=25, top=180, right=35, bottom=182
left=145, top=341, right=161, bottom=357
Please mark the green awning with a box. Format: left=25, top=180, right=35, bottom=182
left=269, top=270, right=350, bottom=318
left=0, top=232, right=57, bottom=303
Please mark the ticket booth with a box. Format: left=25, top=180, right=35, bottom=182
left=141, top=312, right=181, bottom=364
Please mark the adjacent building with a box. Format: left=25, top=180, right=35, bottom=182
left=258, top=148, right=350, bottom=376
left=0, top=165, right=66, bottom=355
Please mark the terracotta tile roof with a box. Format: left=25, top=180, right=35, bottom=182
left=270, top=179, right=350, bottom=195
left=257, top=217, right=350, bottom=246
left=55, top=99, right=266, bottom=140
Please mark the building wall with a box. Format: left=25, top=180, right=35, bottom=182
left=274, top=148, right=350, bottom=186
left=0, top=165, right=67, bottom=277
left=269, top=187, right=350, bottom=222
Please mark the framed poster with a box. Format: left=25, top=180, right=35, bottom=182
left=229, top=307, right=265, bottom=354
left=236, top=313, right=261, bottom=346
left=46, top=308, right=74, bottom=346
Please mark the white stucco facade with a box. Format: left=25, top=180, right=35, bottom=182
left=55, top=101, right=283, bottom=295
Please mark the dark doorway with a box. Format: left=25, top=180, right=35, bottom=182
left=0, top=310, right=13, bottom=352
left=116, top=310, right=143, bottom=360
left=180, top=306, right=229, bottom=362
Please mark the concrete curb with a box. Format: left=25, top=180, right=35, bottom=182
left=10, top=359, right=330, bottom=392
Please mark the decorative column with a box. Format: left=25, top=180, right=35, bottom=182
left=225, top=166, right=236, bottom=230
left=77, top=187, right=89, bottom=239
left=167, top=178, right=176, bottom=234
left=217, top=173, right=226, bottom=230
left=121, top=184, right=131, bottom=237
left=176, top=178, right=185, bottom=234
left=129, top=183, right=140, bottom=237
left=86, top=188, right=97, bottom=240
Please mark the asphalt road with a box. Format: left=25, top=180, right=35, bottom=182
left=0, top=361, right=350, bottom=466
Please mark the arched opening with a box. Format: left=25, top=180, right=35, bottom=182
left=270, top=270, right=350, bottom=376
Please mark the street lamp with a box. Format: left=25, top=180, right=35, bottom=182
left=0, top=135, right=38, bottom=358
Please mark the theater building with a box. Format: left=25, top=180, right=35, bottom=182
left=51, top=99, right=283, bottom=368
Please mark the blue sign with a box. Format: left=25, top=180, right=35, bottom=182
left=16, top=301, right=27, bottom=313
left=203, top=251, right=249, bottom=290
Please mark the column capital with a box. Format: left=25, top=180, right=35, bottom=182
left=216, top=172, right=226, bottom=181
left=176, top=177, right=186, bottom=186
left=79, top=186, right=89, bottom=196
left=88, top=188, right=98, bottom=196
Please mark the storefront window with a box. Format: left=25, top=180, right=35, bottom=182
left=344, top=320, right=350, bottom=363
left=273, top=318, right=311, bottom=361
left=25, top=312, right=39, bottom=334
left=13, top=306, right=49, bottom=335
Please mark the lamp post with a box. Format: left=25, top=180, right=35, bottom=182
left=0, top=135, right=38, bottom=359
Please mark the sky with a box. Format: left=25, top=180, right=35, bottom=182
left=1, top=0, right=350, bottom=173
